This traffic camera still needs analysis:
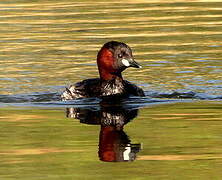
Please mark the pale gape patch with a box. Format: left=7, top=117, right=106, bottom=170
left=122, top=59, right=130, bottom=67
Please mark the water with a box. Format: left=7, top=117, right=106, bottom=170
left=0, top=0, right=222, bottom=179
left=1, top=101, right=222, bottom=179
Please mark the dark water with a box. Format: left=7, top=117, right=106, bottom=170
left=0, top=0, right=222, bottom=179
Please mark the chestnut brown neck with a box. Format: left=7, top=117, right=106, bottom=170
left=97, top=47, right=122, bottom=81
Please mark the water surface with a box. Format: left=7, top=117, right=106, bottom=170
left=0, top=0, right=221, bottom=98
left=1, top=101, right=222, bottom=179
left=0, top=0, right=222, bottom=179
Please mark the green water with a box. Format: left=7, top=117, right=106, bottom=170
left=0, top=0, right=222, bottom=179
left=0, top=101, right=222, bottom=179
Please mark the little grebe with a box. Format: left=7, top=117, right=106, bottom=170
left=61, top=41, right=145, bottom=100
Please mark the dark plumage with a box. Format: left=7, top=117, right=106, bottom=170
left=61, top=41, right=144, bottom=100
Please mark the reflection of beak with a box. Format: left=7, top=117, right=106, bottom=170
left=122, top=58, right=142, bottom=68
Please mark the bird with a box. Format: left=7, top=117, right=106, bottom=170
left=61, top=41, right=145, bottom=100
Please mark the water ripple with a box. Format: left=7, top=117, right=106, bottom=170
left=0, top=0, right=221, bottom=102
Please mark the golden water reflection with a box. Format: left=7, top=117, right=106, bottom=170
left=0, top=0, right=221, bottom=95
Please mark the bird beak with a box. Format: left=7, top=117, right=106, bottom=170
left=129, top=59, right=142, bottom=68
left=122, top=58, right=142, bottom=68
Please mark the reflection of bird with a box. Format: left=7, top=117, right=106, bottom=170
left=66, top=106, right=141, bottom=162
left=61, top=41, right=144, bottom=100
left=66, top=105, right=138, bottom=127
left=99, top=126, right=141, bottom=162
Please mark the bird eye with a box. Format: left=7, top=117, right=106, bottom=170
left=118, top=54, right=122, bottom=58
